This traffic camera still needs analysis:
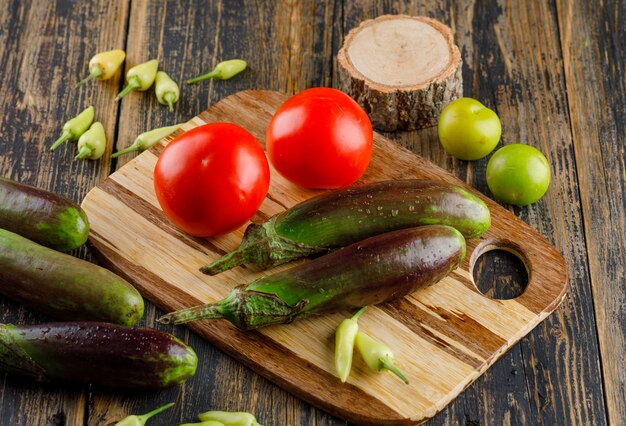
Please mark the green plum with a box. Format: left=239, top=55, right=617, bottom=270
left=486, top=144, right=551, bottom=206
left=438, top=98, right=502, bottom=160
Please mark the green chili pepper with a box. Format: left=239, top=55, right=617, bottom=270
left=114, top=402, right=174, bottom=426
left=76, top=49, right=126, bottom=88
left=155, top=71, right=180, bottom=111
left=335, top=306, right=366, bottom=382
left=179, top=422, right=224, bottom=426
left=75, top=122, right=106, bottom=160
left=50, top=106, right=95, bottom=151
left=187, top=59, right=247, bottom=85
left=117, top=59, right=159, bottom=100
left=355, top=332, right=409, bottom=384
left=198, top=410, right=262, bottom=426
left=112, top=124, right=182, bottom=158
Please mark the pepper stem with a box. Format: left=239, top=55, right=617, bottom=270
left=351, top=306, right=367, bottom=321
left=111, top=143, right=140, bottom=158
left=187, top=70, right=218, bottom=85
left=164, top=93, right=176, bottom=112
left=75, top=66, right=103, bottom=88
left=75, top=146, right=92, bottom=160
left=200, top=246, right=250, bottom=275
left=50, top=131, right=71, bottom=151
left=137, top=402, right=175, bottom=423
left=380, top=359, right=409, bottom=384
left=116, top=78, right=140, bottom=100
left=157, top=301, right=225, bottom=325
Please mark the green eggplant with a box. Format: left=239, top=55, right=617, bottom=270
left=201, top=179, right=488, bottom=275
left=0, top=228, right=144, bottom=326
left=0, top=176, right=89, bottom=252
left=160, top=225, right=465, bottom=329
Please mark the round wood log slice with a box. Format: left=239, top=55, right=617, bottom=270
left=337, top=15, right=463, bottom=132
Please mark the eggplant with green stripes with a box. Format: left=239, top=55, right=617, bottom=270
left=201, top=179, right=488, bottom=275
left=0, top=322, right=197, bottom=389
left=0, top=228, right=144, bottom=326
left=0, top=176, right=89, bottom=252
left=160, top=225, right=465, bottom=329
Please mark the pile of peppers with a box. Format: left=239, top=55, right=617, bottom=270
left=52, top=50, right=247, bottom=161
left=335, top=307, right=408, bottom=384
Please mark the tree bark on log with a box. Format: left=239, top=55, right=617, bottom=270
left=337, top=15, right=463, bottom=132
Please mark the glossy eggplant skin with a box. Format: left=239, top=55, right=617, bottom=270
left=246, top=225, right=466, bottom=318
left=201, top=179, right=488, bottom=275
left=0, top=229, right=144, bottom=326
left=162, top=225, right=466, bottom=329
left=0, top=177, right=89, bottom=252
left=275, top=179, right=490, bottom=245
left=0, top=322, right=198, bottom=389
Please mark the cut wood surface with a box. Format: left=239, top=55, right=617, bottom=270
left=0, top=1, right=622, bottom=425
left=337, top=15, right=462, bottom=131
left=82, top=90, right=568, bottom=425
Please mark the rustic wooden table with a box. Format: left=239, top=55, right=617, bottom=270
left=0, top=1, right=623, bottom=425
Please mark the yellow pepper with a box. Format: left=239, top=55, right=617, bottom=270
left=155, top=71, right=180, bottom=111
left=179, top=422, right=224, bottom=426
left=117, top=59, right=159, bottom=100
left=75, top=122, right=106, bottom=160
left=76, top=49, right=126, bottom=88
left=187, top=59, right=247, bottom=85
left=334, top=306, right=366, bottom=382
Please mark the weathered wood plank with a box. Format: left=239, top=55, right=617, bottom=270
left=0, top=0, right=129, bottom=425
left=342, top=0, right=607, bottom=424
left=90, top=1, right=345, bottom=425
left=0, top=1, right=127, bottom=425
left=556, top=0, right=626, bottom=423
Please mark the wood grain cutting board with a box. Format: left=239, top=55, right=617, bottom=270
left=82, top=90, right=568, bottom=425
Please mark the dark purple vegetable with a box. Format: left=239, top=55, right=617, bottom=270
left=0, top=322, right=197, bottom=389
left=201, top=179, right=488, bottom=275
left=160, top=225, right=465, bottom=329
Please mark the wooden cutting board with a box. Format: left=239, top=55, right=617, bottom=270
left=82, top=90, right=568, bottom=425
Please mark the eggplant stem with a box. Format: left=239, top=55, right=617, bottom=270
left=50, top=132, right=71, bottom=151
left=158, top=301, right=225, bottom=325
left=381, top=359, right=409, bottom=384
left=200, top=247, right=249, bottom=275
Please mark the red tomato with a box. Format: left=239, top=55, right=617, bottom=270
left=154, top=123, right=270, bottom=237
left=266, top=88, right=373, bottom=189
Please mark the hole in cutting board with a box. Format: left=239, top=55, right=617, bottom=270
left=471, top=247, right=529, bottom=300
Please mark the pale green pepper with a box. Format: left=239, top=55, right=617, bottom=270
left=76, top=49, right=126, bottom=88
left=179, top=422, right=224, bottom=426
left=155, top=71, right=180, bottom=111
left=75, top=122, right=106, bottom=160
left=117, top=59, right=159, bottom=100
left=50, top=106, right=94, bottom=151
left=355, top=332, right=408, bottom=384
left=112, top=124, right=182, bottom=158
left=187, top=59, right=247, bottom=85
left=198, top=410, right=262, bottom=426
left=334, top=306, right=366, bottom=382
left=114, top=402, right=174, bottom=426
